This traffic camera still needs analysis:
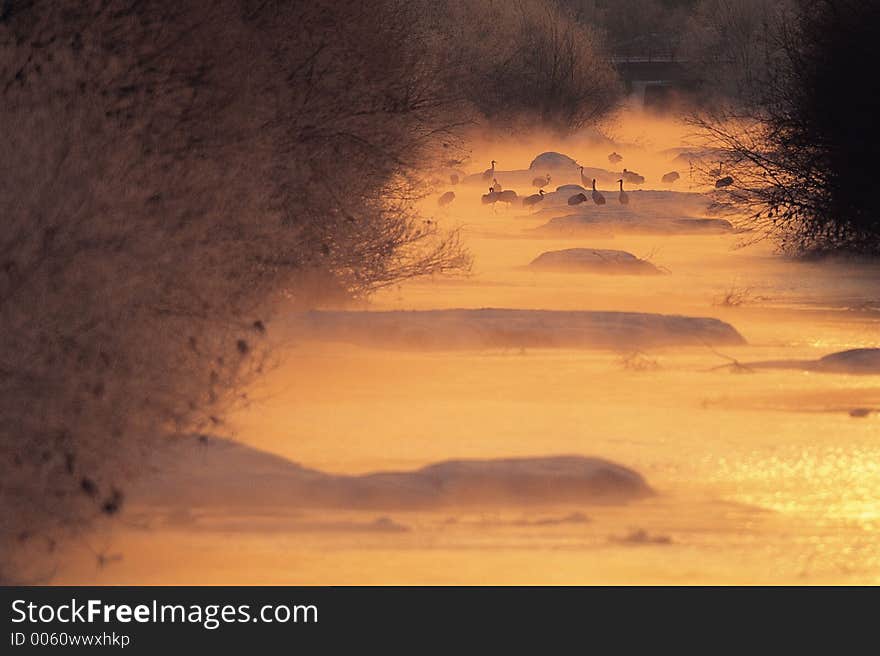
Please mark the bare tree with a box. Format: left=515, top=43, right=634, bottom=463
left=426, top=0, right=622, bottom=133
left=563, top=0, right=696, bottom=61
left=0, top=0, right=621, bottom=579
left=690, top=0, right=880, bottom=254
left=680, top=0, right=793, bottom=105
left=0, top=0, right=470, bottom=580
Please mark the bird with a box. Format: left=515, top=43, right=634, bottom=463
left=438, top=191, right=455, bottom=207
left=482, top=160, right=497, bottom=182
left=591, top=179, right=605, bottom=205
left=522, top=189, right=545, bottom=209
left=622, top=168, right=645, bottom=185
left=449, top=173, right=459, bottom=185
left=608, top=152, right=623, bottom=164
left=492, top=178, right=503, bottom=192
left=481, top=187, right=499, bottom=204
left=661, top=171, right=680, bottom=184
left=617, top=179, right=629, bottom=205
left=579, top=165, right=590, bottom=188
left=496, top=189, right=518, bottom=204
left=532, top=173, right=551, bottom=188
left=568, top=193, right=587, bottom=206
left=712, top=161, right=734, bottom=187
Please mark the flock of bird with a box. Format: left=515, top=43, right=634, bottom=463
left=475, top=163, right=632, bottom=210
left=436, top=152, right=735, bottom=210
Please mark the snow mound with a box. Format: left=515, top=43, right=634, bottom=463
left=535, top=188, right=711, bottom=213
left=817, top=348, right=880, bottom=373
left=285, top=308, right=746, bottom=350
left=743, top=348, right=880, bottom=375
left=529, top=151, right=579, bottom=170
left=528, top=248, right=661, bottom=275
left=534, top=214, right=732, bottom=236
left=409, top=456, right=652, bottom=506
left=132, top=437, right=654, bottom=510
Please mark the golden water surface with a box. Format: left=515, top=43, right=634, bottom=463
left=57, top=114, right=880, bottom=585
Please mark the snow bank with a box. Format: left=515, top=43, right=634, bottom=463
left=132, top=437, right=654, bottom=510
left=529, top=151, right=579, bottom=170
left=816, top=348, right=880, bottom=373
left=524, top=153, right=626, bottom=185
left=535, top=189, right=710, bottom=213
left=284, top=308, right=746, bottom=349
left=743, top=348, right=880, bottom=375
left=533, top=212, right=732, bottom=236
left=528, top=248, right=662, bottom=275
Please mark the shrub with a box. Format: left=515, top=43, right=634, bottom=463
left=426, top=0, right=622, bottom=132
left=0, top=0, right=621, bottom=579
left=0, top=0, right=468, bottom=580
left=691, top=0, right=880, bottom=254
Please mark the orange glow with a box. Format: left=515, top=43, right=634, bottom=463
left=56, top=109, right=880, bottom=585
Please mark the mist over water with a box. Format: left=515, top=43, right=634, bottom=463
left=58, top=110, right=880, bottom=585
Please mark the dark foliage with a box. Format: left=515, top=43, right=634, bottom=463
left=0, top=0, right=621, bottom=579
left=428, top=0, right=622, bottom=132
left=694, top=0, right=880, bottom=254
left=0, top=0, right=469, bottom=579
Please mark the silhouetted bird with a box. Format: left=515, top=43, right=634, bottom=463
left=622, top=168, right=645, bottom=185
left=523, top=189, right=545, bottom=208
left=617, top=179, right=629, bottom=205
left=532, top=173, right=551, bottom=188
left=713, top=161, right=734, bottom=187
left=591, top=179, right=606, bottom=205
left=496, top=190, right=518, bottom=204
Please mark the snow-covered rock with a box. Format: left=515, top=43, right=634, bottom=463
left=534, top=214, right=732, bottom=235
left=285, top=308, right=746, bottom=350
left=132, top=436, right=654, bottom=510
left=529, top=191, right=733, bottom=233
left=742, top=348, right=880, bottom=375
left=532, top=188, right=711, bottom=215
left=528, top=248, right=662, bottom=275
left=816, top=348, right=880, bottom=373
left=529, top=151, right=579, bottom=171
left=408, top=456, right=653, bottom=506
